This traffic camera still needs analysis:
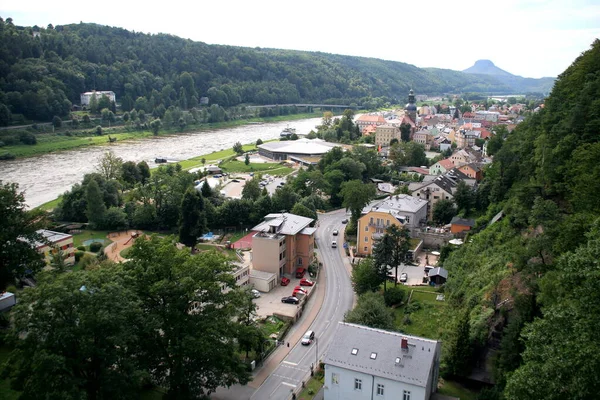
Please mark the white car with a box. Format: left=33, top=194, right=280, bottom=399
left=400, top=273, right=408, bottom=283
left=333, top=229, right=339, bottom=236
left=251, top=289, right=261, bottom=298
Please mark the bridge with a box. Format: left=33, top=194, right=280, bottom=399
left=245, top=103, right=362, bottom=110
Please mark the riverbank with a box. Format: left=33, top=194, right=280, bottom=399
left=2, top=112, right=322, bottom=159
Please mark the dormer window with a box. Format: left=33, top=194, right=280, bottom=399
left=351, top=348, right=358, bottom=355
left=370, top=352, right=377, bottom=360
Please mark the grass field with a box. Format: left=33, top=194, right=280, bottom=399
left=220, top=160, right=292, bottom=174
left=437, top=378, right=479, bottom=400
left=36, top=196, right=63, bottom=211
left=72, top=230, right=113, bottom=249
left=394, top=288, right=449, bottom=339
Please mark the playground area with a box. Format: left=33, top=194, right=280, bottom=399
left=231, top=231, right=254, bottom=249
left=103, top=230, right=145, bottom=262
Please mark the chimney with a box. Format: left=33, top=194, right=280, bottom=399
left=401, top=338, right=408, bottom=350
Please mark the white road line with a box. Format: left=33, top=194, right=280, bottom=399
left=282, top=361, right=298, bottom=366
left=281, top=382, right=297, bottom=388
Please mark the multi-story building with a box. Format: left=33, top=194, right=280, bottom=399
left=356, top=195, right=428, bottom=256
left=34, top=229, right=76, bottom=265
left=251, top=213, right=316, bottom=277
left=80, top=91, right=116, bottom=106
left=375, top=124, right=401, bottom=148
left=356, top=114, right=387, bottom=133
left=324, top=322, right=441, bottom=400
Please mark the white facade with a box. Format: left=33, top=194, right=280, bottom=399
left=80, top=91, right=116, bottom=106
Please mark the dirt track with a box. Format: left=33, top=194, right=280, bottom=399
left=103, top=230, right=144, bottom=262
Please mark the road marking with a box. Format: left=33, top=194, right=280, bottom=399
left=282, top=361, right=298, bottom=366
left=281, top=382, right=297, bottom=388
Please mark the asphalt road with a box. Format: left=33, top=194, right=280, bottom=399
left=249, top=209, right=355, bottom=400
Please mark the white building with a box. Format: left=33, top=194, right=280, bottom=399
left=324, top=322, right=441, bottom=400
left=80, top=91, right=116, bottom=106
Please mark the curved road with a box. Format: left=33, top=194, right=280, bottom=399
left=249, top=209, right=355, bottom=399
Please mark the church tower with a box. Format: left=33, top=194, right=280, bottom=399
left=404, top=89, right=417, bottom=123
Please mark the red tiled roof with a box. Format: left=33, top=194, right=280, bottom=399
left=357, top=115, right=386, bottom=123
left=439, top=159, right=455, bottom=169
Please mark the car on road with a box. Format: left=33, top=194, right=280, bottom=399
left=332, top=229, right=338, bottom=236
left=281, top=277, right=290, bottom=286
left=251, top=289, right=261, bottom=298
left=331, top=241, right=337, bottom=248
left=295, top=267, right=306, bottom=278
left=301, top=330, right=315, bottom=345
left=341, top=218, right=348, bottom=224
left=400, top=273, right=408, bottom=283
left=281, top=296, right=299, bottom=304
left=299, top=278, right=314, bottom=286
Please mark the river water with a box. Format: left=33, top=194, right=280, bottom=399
left=0, top=117, right=322, bottom=208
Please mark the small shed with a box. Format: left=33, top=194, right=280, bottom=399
left=249, top=269, right=277, bottom=293
left=206, top=165, right=222, bottom=174
left=450, top=216, right=476, bottom=234
left=428, top=267, right=448, bottom=285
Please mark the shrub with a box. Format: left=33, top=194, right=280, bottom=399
left=383, top=286, right=405, bottom=307
left=404, top=300, right=422, bottom=314
left=75, top=250, right=85, bottom=262
left=80, top=253, right=97, bottom=269
left=77, top=246, right=85, bottom=251
left=6, top=285, right=17, bottom=294
left=89, top=242, right=102, bottom=252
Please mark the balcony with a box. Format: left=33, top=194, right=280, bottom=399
left=368, top=222, right=387, bottom=229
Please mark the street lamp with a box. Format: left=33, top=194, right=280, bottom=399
left=315, top=337, right=319, bottom=367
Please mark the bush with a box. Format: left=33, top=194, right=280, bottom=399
left=75, top=250, right=85, bottom=262
left=80, top=253, right=97, bottom=269
left=384, top=286, right=405, bottom=307
left=89, top=242, right=102, bottom=252
left=77, top=246, right=85, bottom=251
left=404, top=300, right=422, bottom=314
left=6, top=285, right=17, bottom=294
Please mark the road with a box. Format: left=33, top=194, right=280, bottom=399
left=249, top=209, right=355, bottom=400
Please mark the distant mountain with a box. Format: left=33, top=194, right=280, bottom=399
left=463, top=60, right=514, bottom=77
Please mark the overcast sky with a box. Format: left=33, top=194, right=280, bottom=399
left=2, top=0, right=599, bottom=79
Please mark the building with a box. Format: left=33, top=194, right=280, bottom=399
left=413, top=130, right=434, bottom=150
left=34, top=229, right=76, bottom=265
left=375, top=124, right=401, bottom=148
left=257, top=138, right=339, bottom=165
left=428, top=267, right=448, bottom=285
left=251, top=213, right=316, bottom=277
left=404, top=89, right=418, bottom=123
left=429, top=159, right=454, bottom=176
left=80, top=91, right=116, bottom=106
left=357, top=195, right=428, bottom=256
left=450, top=216, right=476, bottom=234
left=458, top=163, right=484, bottom=181
left=324, top=322, right=441, bottom=400
left=356, top=114, right=387, bottom=133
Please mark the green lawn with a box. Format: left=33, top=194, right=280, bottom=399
left=297, top=373, right=324, bottom=400
left=259, top=316, right=286, bottom=338
left=196, top=243, right=238, bottom=260
left=0, top=345, right=20, bottom=400
left=394, top=289, right=449, bottom=339
left=220, top=160, right=290, bottom=173
left=72, top=230, right=113, bottom=249
left=35, top=196, right=63, bottom=211
left=437, top=378, right=479, bottom=400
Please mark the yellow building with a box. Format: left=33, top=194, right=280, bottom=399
left=34, top=229, right=76, bottom=265
left=357, top=211, right=403, bottom=256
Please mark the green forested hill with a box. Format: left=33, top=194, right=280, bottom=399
left=441, top=39, right=600, bottom=399
left=0, top=19, right=553, bottom=123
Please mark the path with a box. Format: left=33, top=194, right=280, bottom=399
left=103, top=230, right=144, bottom=262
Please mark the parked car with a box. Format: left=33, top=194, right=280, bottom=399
left=295, top=267, right=306, bottom=279
left=281, top=296, right=299, bottom=304
left=301, top=330, right=315, bottom=345
left=341, top=218, right=348, bottom=224
left=281, top=277, right=290, bottom=286
left=293, top=286, right=308, bottom=294
left=251, top=289, right=261, bottom=298
left=400, top=273, right=408, bottom=283
left=293, top=289, right=306, bottom=297
left=331, top=241, right=337, bottom=248
left=299, top=278, right=314, bottom=286
left=332, top=229, right=338, bottom=236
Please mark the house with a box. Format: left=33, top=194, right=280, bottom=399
left=450, top=216, right=476, bottom=234
left=33, top=229, right=76, bottom=265
left=80, top=91, right=116, bottom=106
left=356, top=114, right=387, bottom=133
left=206, top=165, right=222, bottom=174
left=429, top=159, right=454, bottom=175
left=324, top=322, right=441, bottom=400
left=361, top=125, right=377, bottom=137
left=375, top=125, right=401, bottom=148
left=257, top=138, right=340, bottom=165
left=413, top=130, right=434, bottom=150
left=449, top=148, right=480, bottom=168
left=251, top=213, right=316, bottom=278
left=428, top=267, right=448, bottom=285
left=357, top=195, right=428, bottom=255
left=458, top=163, right=484, bottom=182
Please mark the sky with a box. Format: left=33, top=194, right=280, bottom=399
left=2, top=0, right=599, bottom=79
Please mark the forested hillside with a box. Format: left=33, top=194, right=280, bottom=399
left=441, top=39, right=600, bottom=399
left=0, top=18, right=553, bottom=124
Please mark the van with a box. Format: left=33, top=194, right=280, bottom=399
left=331, top=241, right=337, bottom=248
left=301, top=330, right=315, bottom=345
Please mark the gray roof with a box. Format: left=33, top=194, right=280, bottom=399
left=450, top=217, right=475, bottom=227
left=251, top=213, right=314, bottom=236
left=428, top=267, right=448, bottom=279
left=324, top=322, right=439, bottom=387
left=258, top=138, right=338, bottom=156
left=32, top=229, right=72, bottom=248
left=362, top=194, right=428, bottom=215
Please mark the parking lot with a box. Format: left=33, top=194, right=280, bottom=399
left=253, top=275, right=316, bottom=319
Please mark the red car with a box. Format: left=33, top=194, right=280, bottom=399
left=281, top=277, right=290, bottom=286
left=292, top=289, right=306, bottom=297
left=294, top=286, right=308, bottom=294
left=299, top=278, right=314, bottom=286
left=295, top=267, right=306, bottom=278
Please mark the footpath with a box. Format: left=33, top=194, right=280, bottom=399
left=211, top=265, right=328, bottom=400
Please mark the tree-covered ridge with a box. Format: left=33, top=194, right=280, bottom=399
left=440, top=39, right=600, bottom=398
left=0, top=18, right=553, bottom=123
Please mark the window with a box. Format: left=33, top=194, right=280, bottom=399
left=405, top=216, right=410, bottom=223
left=354, top=378, right=362, bottom=391
left=364, top=247, right=368, bottom=252
left=365, top=226, right=369, bottom=231
left=298, top=258, right=303, bottom=265
left=370, top=352, right=377, bottom=359
left=351, top=348, right=359, bottom=355
left=377, top=384, right=385, bottom=395
left=364, top=237, right=368, bottom=242
left=331, top=373, right=339, bottom=385
left=403, top=390, right=411, bottom=400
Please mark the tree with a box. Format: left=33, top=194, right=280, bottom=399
left=351, top=258, right=383, bottom=295
left=0, top=103, right=12, bottom=126
left=244, top=153, right=250, bottom=166
left=241, top=178, right=261, bottom=201
left=233, top=141, right=243, bottom=155
left=432, top=199, right=456, bottom=225
left=256, top=139, right=263, bottom=146
left=400, top=122, right=411, bottom=142
left=96, top=151, right=123, bottom=181
left=52, top=115, right=62, bottom=128
left=103, top=207, right=129, bottom=230
left=125, top=236, right=253, bottom=398
left=86, top=178, right=106, bottom=229
left=444, top=309, right=472, bottom=376
left=89, top=92, right=99, bottom=114
left=341, top=180, right=376, bottom=224
left=200, top=180, right=212, bottom=198
left=386, top=225, right=411, bottom=286
left=137, top=161, right=150, bottom=184
left=344, top=292, right=395, bottom=330
left=178, top=188, right=207, bottom=249
left=121, top=161, right=141, bottom=187
left=4, top=266, right=144, bottom=399
left=150, top=118, right=161, bottom=135
left=453, top=181, right=475, bottom=215
left=0, top=182, right=45, bottom=289
left=290, top=203, right=317, bottom=222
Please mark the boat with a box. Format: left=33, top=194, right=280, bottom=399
left=280, top=126, right=297, bottom=137
left=154, top=157, right=168, bottom=164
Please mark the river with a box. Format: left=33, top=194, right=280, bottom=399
left=0, top=117, right=323, bottom=208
